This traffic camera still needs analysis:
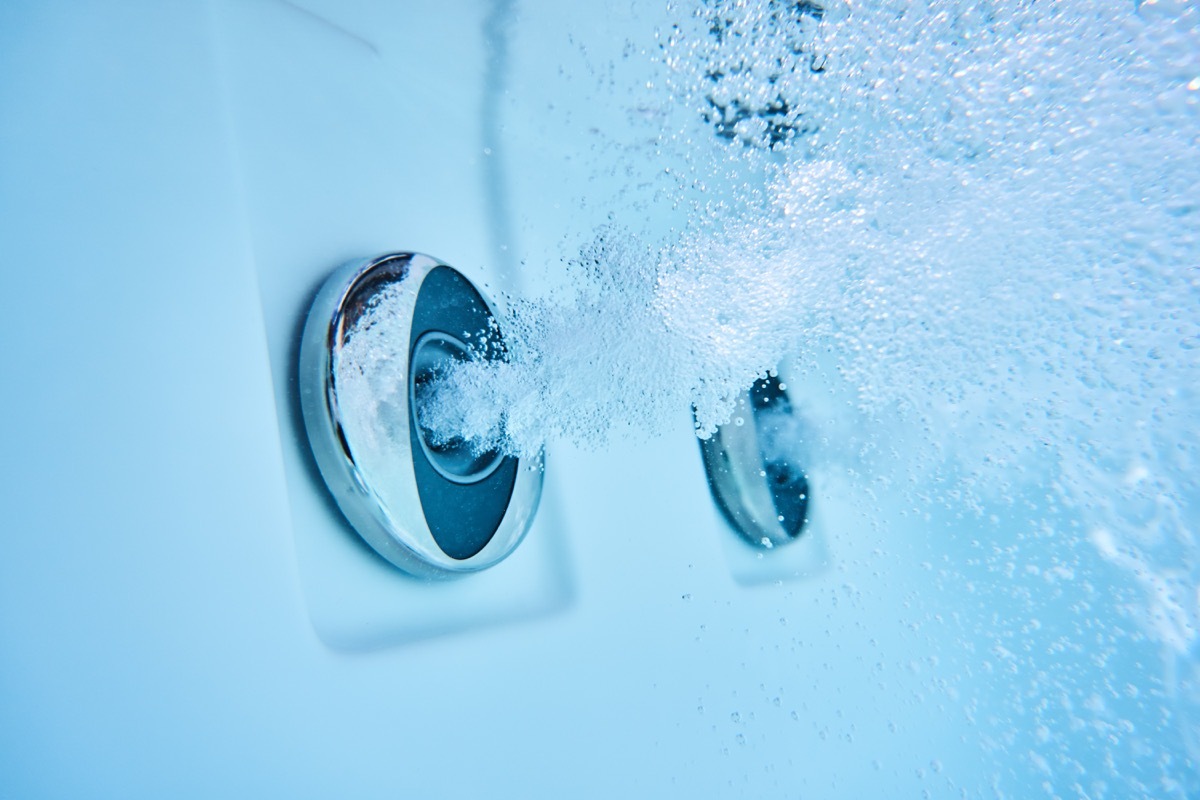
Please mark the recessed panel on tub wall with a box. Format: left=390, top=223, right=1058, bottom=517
left=211, top=0, right=573, bottom=649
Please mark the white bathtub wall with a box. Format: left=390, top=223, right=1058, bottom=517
left=0, top=2, right=312, bottom=794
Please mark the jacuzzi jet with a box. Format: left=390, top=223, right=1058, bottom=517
left=299, top=252, right=542, bottom=577
left=699, top=373, right=810, bottom=548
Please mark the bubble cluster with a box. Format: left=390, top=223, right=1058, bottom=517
left=424, top=0, right=1197, bottom=517
left=363, top=3, right=1200, bottom=756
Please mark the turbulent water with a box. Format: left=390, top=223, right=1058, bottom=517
left=342, top=0, right=1200, bottom=793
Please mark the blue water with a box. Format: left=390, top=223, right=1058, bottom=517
left=1, top=2, right=1196, bottom=797
left=412, top=1, right=1200, bottom=794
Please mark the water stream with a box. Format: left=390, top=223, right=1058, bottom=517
left=340, top=1, right=1199, bottom=792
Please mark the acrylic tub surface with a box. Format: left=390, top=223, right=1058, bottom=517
left=0, top=2, right=1190, bottom=798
